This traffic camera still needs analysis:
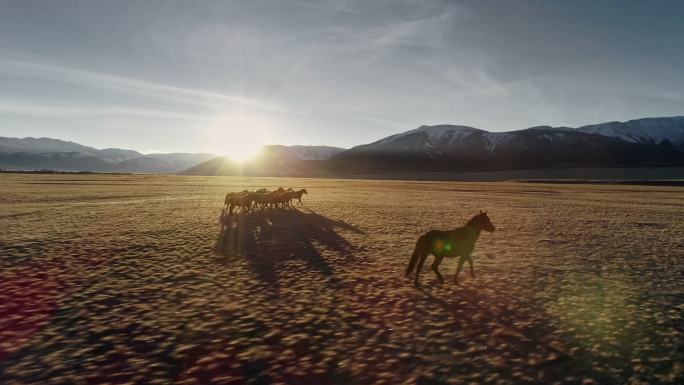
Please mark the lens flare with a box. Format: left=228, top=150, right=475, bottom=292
left=433, top=239, right=444, bottom=253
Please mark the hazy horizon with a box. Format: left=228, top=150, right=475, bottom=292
left=5, top=114, right=684, bottom=156
left=1, top=1, right=684, bottom=157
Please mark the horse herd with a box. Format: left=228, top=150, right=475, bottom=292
left=222, top=187, right=308, bottom=215
left=219, top=186, right=497, bottom=287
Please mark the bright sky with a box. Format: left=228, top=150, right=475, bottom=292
left=1, top=1, right=683, bottom=155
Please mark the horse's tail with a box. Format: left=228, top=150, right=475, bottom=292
left=406, top=234, right=428, bottom=277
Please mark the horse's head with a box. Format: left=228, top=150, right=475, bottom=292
left=470, top=211, right=495, bottom=233
left=302, top=189, right=308, bottom=195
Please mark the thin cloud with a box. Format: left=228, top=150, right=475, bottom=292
left=283, top=0, right=359, bottom=14
left=0, top=98, right=222, bottom=121
left=0, top=57, right=291, bottom=114
left=346, top=112, right=408, bottom=131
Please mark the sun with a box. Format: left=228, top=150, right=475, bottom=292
left=224, top=143, right=263, bottom=163
left=206, top=112, right=271, bottom=163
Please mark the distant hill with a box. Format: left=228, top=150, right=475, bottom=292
left=573, top=116, right=684, bottom=148
left=0, top=151, right=116, bottom=173
left=0, top=137, right=144, bottom=161
left=332, top=117, right=684, bottom=172
left=4, top=116, right=684, bottom=176
left=0, top=136, right=215, bottom=173
left=180, top=145, right=345, bottom=176
left=262, top=145, right=345, bottom=161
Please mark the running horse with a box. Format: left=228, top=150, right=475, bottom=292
left=289, top=188, right=308, bottom=206
left=405, top=211, right=495, bottom=286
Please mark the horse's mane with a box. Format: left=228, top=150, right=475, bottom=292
left=467, top=213, right=484, bottom=225
left=466, top=211, right=493, bottom=232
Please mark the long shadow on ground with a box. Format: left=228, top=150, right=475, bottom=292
left=215, top=208, right=364, bottom=283
left=408, top=283, right=617, bottom=384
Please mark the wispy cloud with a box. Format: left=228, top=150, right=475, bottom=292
left=0, top=98, right=223, bottom=121
left=283, top=0, right=359, bottom=14
left=0, top=57, right=291, bottom=114
left=346, top=111, right=406, bottom=126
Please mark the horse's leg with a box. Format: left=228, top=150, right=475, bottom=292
left=431, top=255, right=444, bottom=284
left=454, top=256, right=466, bottom=284
left=414, top=253, right=430, bottom=286
left=467, top=256, right=475, bottom=278
left=220, top=210, right=225, bottom=231
left=406, top=235, right=425, bottom=277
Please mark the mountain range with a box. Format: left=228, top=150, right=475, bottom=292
left=186, top=116, right=684, bottom=176
left=0, top=137, right=217, bottom=173
left=2, top=116, right=684, bottom=175
left=334, top=117, right=684, bottom=170
left=180, top=145, right=346, bottom=176
left=0, top=136, right=346, bottom=173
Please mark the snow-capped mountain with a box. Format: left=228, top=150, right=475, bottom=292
left=3, top=116, right=683, bottom=175
left=0, top=136, right=144, bottom=162
left=573, top=116, right=684, bottom=147
left=337, top=117, right=684, bottom=168
left=342, top=125, right=516, bottom=159
left=361, top=125, right=485, bottom=156
left=0, top=135, right=344, bottom=174
left=0, top=136, right=215, bottom=173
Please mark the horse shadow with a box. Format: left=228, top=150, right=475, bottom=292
left=214, top=208, right=364, bottom=284
left=412, top=284, right=614, bottom=384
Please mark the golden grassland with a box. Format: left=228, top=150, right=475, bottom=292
left=0, top=174, right=682, bottom=385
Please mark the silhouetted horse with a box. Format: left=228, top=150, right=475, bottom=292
left=289, top=188, right=308, bottom=206
left=406, top=211, right=495, bottom=286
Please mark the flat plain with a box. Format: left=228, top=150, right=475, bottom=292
left=0, top=174, right=682, bottom=385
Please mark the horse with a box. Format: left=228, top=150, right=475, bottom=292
left=224, top=189, right=249, bottom=209
left=405, top=211, right=495, bottom=286
left=251, top=191, right=269, bottom=211
left=226, top=192, right=255, bottom=215
left=261, top=188, right=284, bottom=209
left=289, top=188, right=308, bottom=206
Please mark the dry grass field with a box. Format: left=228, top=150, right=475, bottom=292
left=1, top=174, right=682, bottom=385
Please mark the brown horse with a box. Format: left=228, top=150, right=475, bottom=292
left=406, top=211, right=495, bottom=286
left=264, top=188, right=288, bottom=209
left=289, top=188, right=308, bottom=206
left=226, top=192, right=255, bottom=214
left=224, top=190, right=248, bottom=210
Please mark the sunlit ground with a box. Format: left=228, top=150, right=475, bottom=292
left=0, top=175, right=682, bottom=385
